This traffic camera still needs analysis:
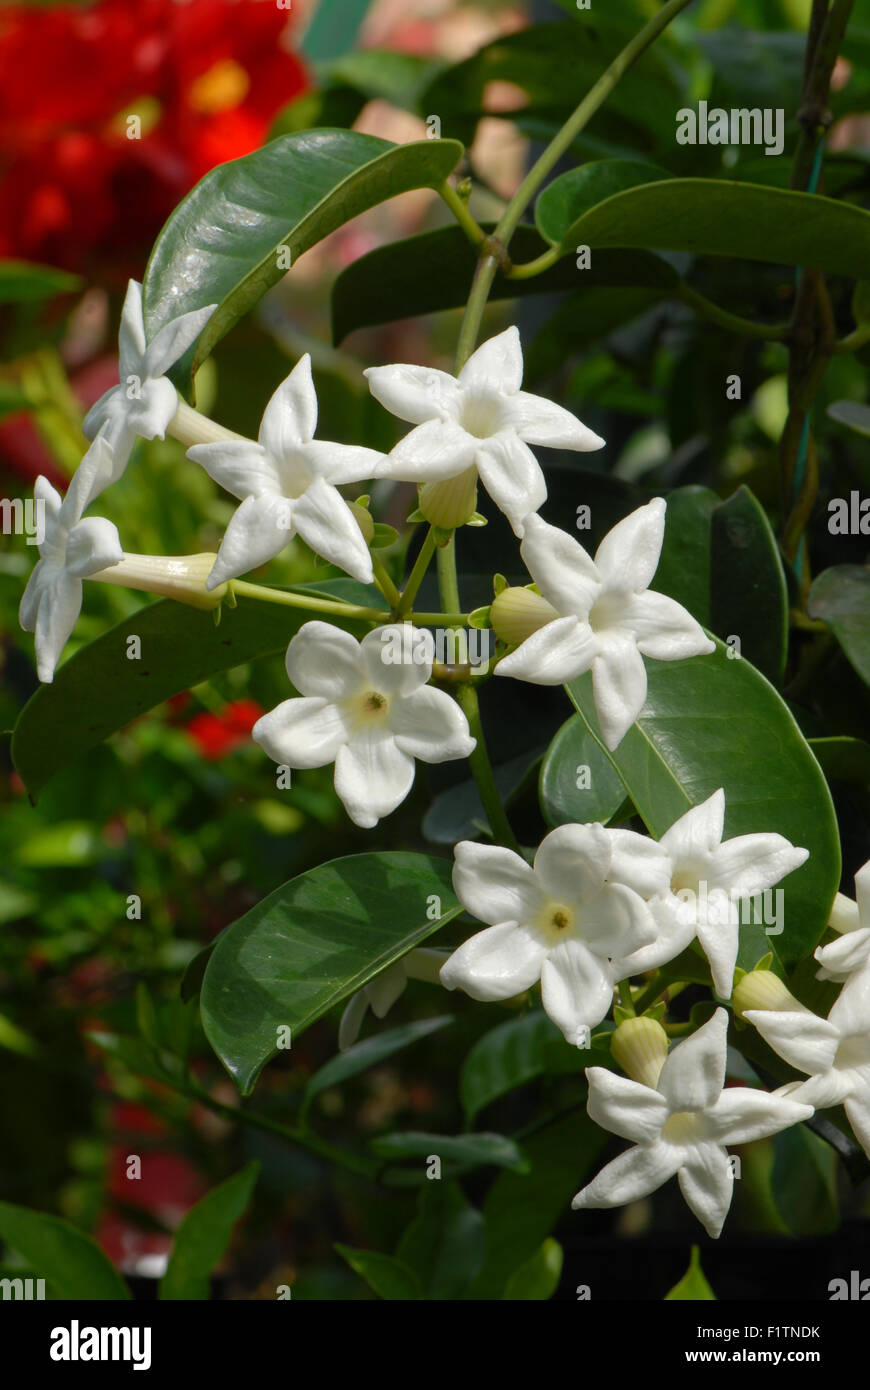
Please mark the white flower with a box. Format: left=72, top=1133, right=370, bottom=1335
left=339, top=949, right=448, bottom=1051
left=252, top=622, right=475, bottom=829
left=188, top=355, right=381, bottom=588
left=495, top=501, right=714, bottom=749
left=365, top=326, right=604, bottom=536
left=611, top=789, right=809, bottom=998
left=19, top=437, right=123, bottom=683
left=815, top=859, right=870, bottom=983
left=439, top=825, right=659, bottom=1046
left=572, top=1009, right=812, bottom=1237
left=744, top=970, right=870, bottom=1156
left=83, top=280, right=216, bottom=493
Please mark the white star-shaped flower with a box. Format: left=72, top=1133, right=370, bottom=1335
left=339, top=949, right=448, bottom=1051
left=188, top=355, right=382, bottom=588
left=572, top=1009, right=812, bottom=1237
left=439, top=825, right=659, bottom=1046
left=611, top=789, right=808, bottom=998
left=744, top=970, right=870, bottom=1156
left=252, top=622, right=475, bottom=829
left=365, top=326, right=604, bottom=536
left=495, top=502, right=715, bottom=749
left=83, top=280, right=216, bottom=493
left=19, top=437, right=123, bottom=683
left=814, top=859, right=870, bottom=984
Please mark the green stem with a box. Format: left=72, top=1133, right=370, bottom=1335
left=506, top=247, right=562, bottom=280
left=834, top=322, right=870, bottom=354
left=396, top=527, right=438, bottom=616
left=230, top=578, right=466, bottom=627
left=371, top=554, right=401, bottom=608
left=677, top=284, right=789, bottom=341
left=617, top=979, right=637, bottom=1016
left=438, top=180, right=487, bottom=248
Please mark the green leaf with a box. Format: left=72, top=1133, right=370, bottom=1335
left=0, top=1203, right=130, bottom=1300
left=710, top=486, right=789, bottom=686
left=665, top=1246, right=716, bottom=1301
left=535, top=159, right=671, bottom=244
left=539, top=714, right=628, bottom=830
left=535, top=173, right=870, bottom=281
left=460, top=1009, right=603, bottom=1125
left=325, top=50, right=442, bottom=113
left=503, top=1238, right=563, bottom=1301
left=808, top=566, right=870, bottom=686
left=396, top=1183, right=486, bottom=1299
left=370, top=1131, right=529, bottom=1174
left=11, top=580, right=376, bottom=799
left=423, top=747, right=542, bottom=844
left=827, top=401, right=870, bottom=437
left=270, top=85, right=366, bottom=138
left=808, top=736, right=870, bottom=785
left=301, top=0, right=371, bottom=62
left=160, top=1163, right=259, bottom=1300
left=87, top=1031, right=177, bottom=1087
left=331, top=222, right=678, bottom=342
left=772, top=1124, right=839, bottom=1236
left=200, top=852, right=461, bottom=1094
left=652, top=486, right=719, bottom=626
left=300, top=1016, right=453, bottom=1123
left=335, top=1245, right=422, bottom=1300
left=0, top=260, right=81, bottom=304
left=566, top=637, right=841, bottom=969
left=143, top=130, right=463, bottom=386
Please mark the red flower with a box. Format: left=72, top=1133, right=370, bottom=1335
left=186, top=698, right=264, bottom=760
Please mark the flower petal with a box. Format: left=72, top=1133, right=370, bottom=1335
left=333, top=727, right=415, bottom=828
left=378, top=418, right=477, bottom=482
left=19, top=560, right=45, bottom=633
left=65, top=517, right=123, bottom=578
left=62, top=436, right=117, bottom=522
left=439, top=920, right=548, bottom=1001
left=364, top=361, right=462, bottom=424
left=614, top=897, right=697, bottom=976
left=118, top=280, right=146, bottom=378
left=367, top=962, right=409, bottom=1018
left=829, top=966, right=870, bottom=1037
left=142, top=302, right=216, bottom=380
left=458, top=325, right=523, bottom=393
left=621, top=589, right=715, bottom=660
left=606, top=828, right=673, bottom=899
left=742, top=1009, right=840, bottom=1075
left=358, top=625, right=434, bottom=699
left=188, top=440, right=281, bottom=501
left=591, top=634, right=647, bottom=750
left=788, top=1070, right=856, bottom=1109
left=677, top=1142, right=733, bottom=1238
left=707, top=833, right=808, bottom=897
left=258, top=354, right=318, bottom=456
left=533, top=822, right=611, bottom=907
left=581, top=882, right=658, bottom=959
left=594, top=497, right=666, bottom=595
left=252, top=697, right=350, bottom=769
left=519, top=513, right=600, bottom=616
left=856, top=858, right=870, bottom=930
left=390, top=685, right=476, bottom=763
left=572, top=1140, right=680, bottom=1210
left=474, top=432, right=546, bottom=535
left=292, top=476, right=374, bottom=584
left=540, top=938, right=615, bottom=1040
left=586, top=1066, right=668, bottom=1143
left=338, top=991, right=369, bottom=1051
left=285, top=621, right=363, bottom=699
left=502, top=390, right=605, bottom=451
left=706, top=1087, right=813, bottom=1145
left=695, top=909, right=740, bottom=999
left=33, top=571, right=82, bottom=683
left=815, top=927, right=870, bottom=982
left=452, top=840, right=542, bottom=927
left=495, top=615, right=599, bottom=686
left=302, top=438, right=384, bottom=485
left=127, top=375, right=179, bottom=440
left=208, top=494, right=291, bottom=587
left=660, top=789, right=725, bottom=862
left=657, top=1008, right=728, bottom=1112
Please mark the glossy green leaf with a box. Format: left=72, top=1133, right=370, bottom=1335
left=664, top=1246, right=716, bottom=1301
left=538, top=715, right=628, bottom=830
left=335, top=1246, right=422, bottom=1300
left=371, top=1131, right=529, bottom=1174
left=300, top=1016, right=453, bottom=1123
left=0, top=1202, right=130, bottom=1300
left=11, top=580, right=377, bottom=799
left=503, top=1238, right=563, bottom=1301
left=710, top=485, right=789, bottom=685
left=535, top=160, right=670, bottom=244
left=0, top=260, right=81, bottom=303
left=828, top=401, right=870, bottom=437
left=772, top=1125, right=839, bottom=1236
left=142, top=131, right=463, bottom=384
left=423, top=747, right=542, bottom=845
left=808, top=566, right=870, bottom=686
left=460, top=1010, right=605, bottom=1124
left=331, top=222, right=678, bottom=342
left=200, top=852, right=461, bottom=1093
left=535, top=174, right=870, bottom=281
left=160, top=1163, right=259, bottom=1300
left=652, top=486, right=719, bottom=626
left=396, top=1183, right=486, bottom=1299
left=565, top=637, right=841, bottom=969
left=808, top=736, right=870, bottom=785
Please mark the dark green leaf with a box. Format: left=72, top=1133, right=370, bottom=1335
left=503, top=1238, right=563, bottom=1300
left=160, top=1163, right=259, bottom=1300
left=300, top=1016, right=453, bottom=1122
left=270, top=85, right=366, bottom=138
left=652, top=486, right=719, bottom=626
left=566, top=636, right=841, bottom=969
left=535, top=175, right=870, bottom=281
left=665, top=1246, right=716, bottom=1300
left=460, top=1010, right=603, bottom=1125
left=325, top=50, right=442, bottom=113
left=808, top=566, right=870, bottom=686
left=143, top=131, right=463, bottom=385
left=772, top=1124, right=839, bottom=1236
left=808, top=736, right=870, bottom=785
left=11, top=580, right=377, bottom=799
left=0, top=1203, right=130, bottom=1300
left=396, top=1183, right=486, bottom=1299
left=0, top=260, right=81, bottom=304
left=335, top=1245, right=422, bottom=1300
left=423, top=747, right=543, bottom=844
left=828, top=401, right=870, bottom=437
left=538, top=714, right=628, bottom=830
left=301, top=0, right=371, bottom=62
left=534, top=160, right=670, bottom=245
left=710, top=486, right=789, bottom=685
left=370, top=1131, right=529, bottom=1174
left=200, top=852, right=460, bottom=1093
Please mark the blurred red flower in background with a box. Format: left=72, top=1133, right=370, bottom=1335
left=186, top=699, right=264, bottom=760
left=0, top=0, right=308, bottom=279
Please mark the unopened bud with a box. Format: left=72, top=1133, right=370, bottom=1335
left=828, top=892, right=860, bottom=936
left=90, top=552, right=227, bottom=609
left=611, top=1016, right=669, bottom=1089
left=490, top=585, right=559, bottom=646
left=732, top=970, right=804, bottom=1019
left=418, top=468, right=478, bottom=530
